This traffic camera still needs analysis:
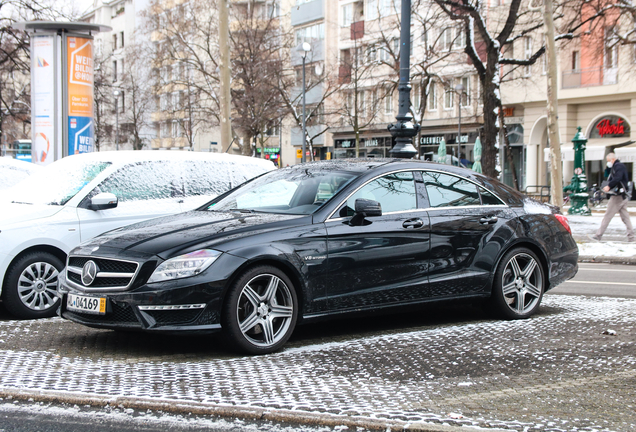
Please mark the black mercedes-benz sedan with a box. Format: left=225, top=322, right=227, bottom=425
left=58, top=159, right=578, bottom=354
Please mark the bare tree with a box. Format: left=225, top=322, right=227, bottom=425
left=335, top=29, right=384, bottom=157
left=119, top=42, right=153, bottom=150
left=229, top=0, right=287, bottom=156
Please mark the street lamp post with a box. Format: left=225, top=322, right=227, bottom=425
left=455, top=83, right=464, bottom=158
left=113, top=90, right=120, bottom=151
left=388, top=0, right=419, bottom=159
left=300, top=42, right=311, bottom=163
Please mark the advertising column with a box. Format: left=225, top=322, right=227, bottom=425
left=67, top=36, right=94, bottom=155
left=31, top=35, right=56, bottom=165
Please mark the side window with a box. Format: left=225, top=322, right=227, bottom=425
left=421, top=171, right=481, bottom=207
left=95, top=162, right=183, bottom=202
left=479, top=187, right=504, bottom=205
left=340, top=172, right=416, bottom=216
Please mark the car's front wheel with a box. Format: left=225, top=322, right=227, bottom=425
left=491, top=248, right=544, bottom=319
left=222, top=265, right=298, bottom=355
left=2, top=252, right=63, bottom=319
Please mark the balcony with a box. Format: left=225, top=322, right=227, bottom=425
left=351, top=20, right=364, bottom=40
left=562, top=66, right=618, bottom=89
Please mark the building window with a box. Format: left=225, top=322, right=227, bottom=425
left=605, top=27, right=618, bottom=68
left=572, top=50, right=580, bottom=70
left=342, top=3, right=353, bottom=27
left=384, top=90, right=393, bottom=115
left=413, top=84, right=420, bottom=112
left=119, top=59, right=124, bottom=82
left=367, top=0, right=378, bottom=20
left=444, top=85, right=453, bottom=110
left=119, top=91, right=125, bottom=113
left=172, top=121, right=179, bottom=138
left=295, top=23, right=324, bottom=45
left=120, top=31, right=124, bottom=48
left=366, top=45, right=377, bottom=63
left=441, top=27, right=453, bottom=51
left=523, top=37, right=532, bottom=76
left=112, top=60, right=117, bottom=82
left=459, top=76, right=470, bottom=107
left=393, top=38, right=399, bottom=55
left=428, top=81, right=437, bottom=111
left=112, top=34, right=117, bottom=51
left=359, top=90, right=366, bottom=116
left=161, top=122, right=169, bottom=138
left=160, top=94, right=167, bottom=110
left=454, top=25, right=466, bottom=50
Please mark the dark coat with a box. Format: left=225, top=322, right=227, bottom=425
left=608, top=159, right=629, bottom=197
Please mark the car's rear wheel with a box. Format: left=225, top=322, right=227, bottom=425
left=491, top=248, right=544, bottom=319
left=222, top=265, right=298, bottom=355
left=2, top=252, right=63, bottom=319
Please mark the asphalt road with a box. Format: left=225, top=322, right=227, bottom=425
left=549, top=262, right=636, bottom=298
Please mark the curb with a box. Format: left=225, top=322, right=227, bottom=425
left=0, top=387, right=506, bottom=432
left=578, top=255, right=636, bottom=265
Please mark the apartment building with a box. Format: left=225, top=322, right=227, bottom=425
left=502, top=14, right=636, bottom=190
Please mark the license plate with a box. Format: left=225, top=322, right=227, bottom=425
left=67, top=293, right=106, bottom=315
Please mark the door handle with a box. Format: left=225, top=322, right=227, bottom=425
left=479, top=216, right=498, bottom=224
left=403, top=218, right=424, bottom=229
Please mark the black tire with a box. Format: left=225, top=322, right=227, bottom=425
left=490, top=247, right=544, bottom=319
left=2, top=252, right=64, bottom=319
left=222, top=265, right=298, bottom=355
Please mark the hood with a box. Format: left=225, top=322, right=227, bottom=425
left=0, top=202, right=63, bottom=227
left=79, top=210, right=305, bottom=257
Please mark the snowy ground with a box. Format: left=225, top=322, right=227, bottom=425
left=567, top=213, right=636, bottom=258
left=0, top=295, right=635, bottom=431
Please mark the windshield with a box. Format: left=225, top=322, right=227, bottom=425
left=4, top=159, right=111, bottom=206
left=208, top=168, right=357, bottom=215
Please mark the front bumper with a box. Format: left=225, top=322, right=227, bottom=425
left=58, top=252, right=247, bottom=333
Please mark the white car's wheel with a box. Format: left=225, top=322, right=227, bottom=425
left=2, top=252, right=63, bottom=319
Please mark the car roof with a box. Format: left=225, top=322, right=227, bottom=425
left=59, top=150, right=276, bottom=168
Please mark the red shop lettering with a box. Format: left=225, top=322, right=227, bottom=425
left=596, top=118, right=625, bottom=137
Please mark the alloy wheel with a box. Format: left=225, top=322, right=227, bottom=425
left=236, top=273, right=294, bottom=348
left=501, top=253, right=543, bottom=315
left=17, top=261, right=60, bottom=312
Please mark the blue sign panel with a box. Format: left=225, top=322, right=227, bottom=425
left=68, top=116, right=94, bottom=154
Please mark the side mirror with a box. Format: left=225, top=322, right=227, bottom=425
left=349, top=198, right=382, bottom=226
left=91, top=193, right=118, bottom=211
left=355, top=198, right=382, bottom=216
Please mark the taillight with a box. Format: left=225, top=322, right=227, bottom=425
left=554, top=214, right=571, bottom=234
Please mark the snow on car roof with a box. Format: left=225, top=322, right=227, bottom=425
left=0, top=157, right=42, bottom=173
left=61, top=150, right=276, bottom=169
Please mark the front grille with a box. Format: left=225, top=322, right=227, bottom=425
left=146, top=309, right=203, bottom=325
left=66, top=256, right=139, bottom=290
left=65, top=302, right=139, bottom=326
left=68, top=257, right=137, bottom=274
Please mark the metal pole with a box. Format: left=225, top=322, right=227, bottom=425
left=219, top=0, right=232, bottom=152
left=115, top=97, right=119, bottom=151
left=388, top=0, right=418, bottom=158
left=458, top=92, right=461, bottom=149
left=301, top=54, right=306, bottom=164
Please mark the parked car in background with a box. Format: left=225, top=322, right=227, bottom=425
left=0, top=157, right=41, bottom=191
left=0, top=151, right=275, bottom=319
left=58, top=159, right=578, bottom=355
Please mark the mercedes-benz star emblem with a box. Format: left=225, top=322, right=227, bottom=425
left=81, top=260, right=98, bottom=286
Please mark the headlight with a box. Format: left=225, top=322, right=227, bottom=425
left=147, top=249, right=222, bottom=283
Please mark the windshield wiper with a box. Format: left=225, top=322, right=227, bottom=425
left=228, top=208, right=255, bottom=213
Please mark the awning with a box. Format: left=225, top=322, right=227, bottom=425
left=543, top=144, right=606, bottom=162
left=616, top=144, right=636, bottom=162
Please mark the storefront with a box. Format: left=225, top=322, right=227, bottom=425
left=333, top=136, right=395, bottom=159
left=418, top=130, right=479, bottom=168
left=256, top=147, right=281, bottom=165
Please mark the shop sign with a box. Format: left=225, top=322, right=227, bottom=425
left=590, top=115, right=630, bottom=138
left=256, top=147, right=280, bottom=154
left=420, top=135, right=444, bottom=145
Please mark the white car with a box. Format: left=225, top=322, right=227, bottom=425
left=0, top=151, right=275, bottom=319
left=0, top=157, right=41, bottom=191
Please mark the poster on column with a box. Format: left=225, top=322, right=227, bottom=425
left=32, top=35, right=55, bottom=165
left=67, top=36, right=94, bottom=154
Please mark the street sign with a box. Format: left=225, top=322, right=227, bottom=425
left=296, top=149, right=302, bottom=158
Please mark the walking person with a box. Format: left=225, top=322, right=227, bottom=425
left=590, top=153, right=635, bottom=242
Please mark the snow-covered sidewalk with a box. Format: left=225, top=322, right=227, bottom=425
left=567, top=213, right=636, bottom=262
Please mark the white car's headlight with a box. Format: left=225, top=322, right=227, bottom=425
left=147, top=249, right=222, bottom=283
